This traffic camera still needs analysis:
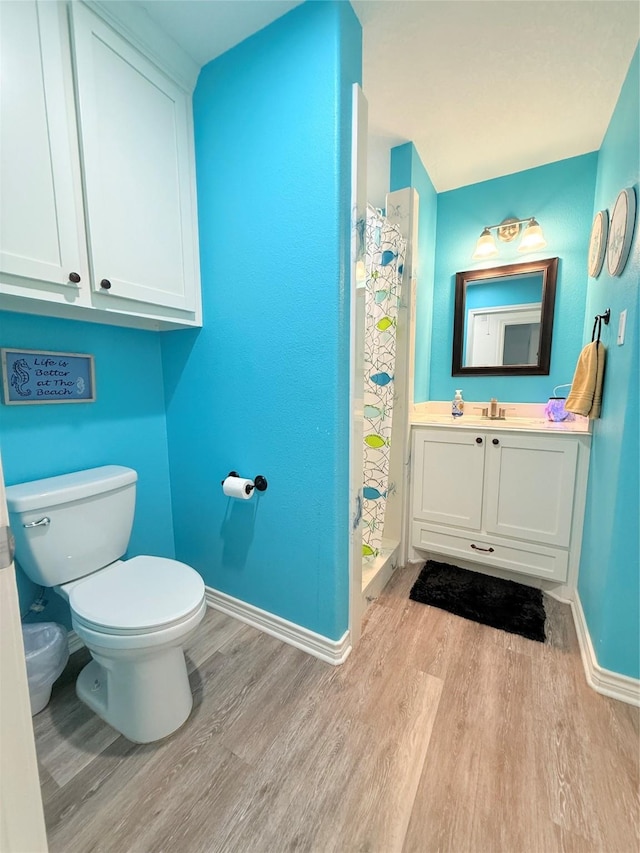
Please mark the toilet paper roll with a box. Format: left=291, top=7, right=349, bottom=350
left=222, top=476, right=254, bottom=500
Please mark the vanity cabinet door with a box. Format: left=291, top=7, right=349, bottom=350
left=412, top=429, right=485, bottom=530
left=69, top=2, right=199, bottom=314
left=0, top=1, right=87, bottom=299
left=483, top=433, right=578, bottom=547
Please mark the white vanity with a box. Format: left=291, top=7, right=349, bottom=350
left=409, top=407, right=591, bottom=593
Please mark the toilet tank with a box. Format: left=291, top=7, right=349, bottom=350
left=6, top=466, right=137, bottom=587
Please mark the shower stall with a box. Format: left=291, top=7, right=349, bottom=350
left=349, top=85, right=419, bottom=644
left=360, top=192, right=417, bottom=603
left=361, top=207, right=405, bottom=556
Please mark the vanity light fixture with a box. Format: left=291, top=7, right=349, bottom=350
left=472, top=217, right=547, bottom=260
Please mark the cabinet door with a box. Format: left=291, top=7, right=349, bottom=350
left=484, top=433, right=577, bottom=547
left=69, top=3, right=198, bottom=312
left=0, top=1, right=85, bottom=290
left=412, top=429, right=485, bottom=530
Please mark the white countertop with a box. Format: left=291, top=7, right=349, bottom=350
left=410, top=403, right=591, bottom=435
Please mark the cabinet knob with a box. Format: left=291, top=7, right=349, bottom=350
left=100, top=279, right=112, bottom=290
left=68, top=271, right=81, bottom=284
left=492, top=438, right=500, bottom=446
left=475, top=437, right=483, bottom=445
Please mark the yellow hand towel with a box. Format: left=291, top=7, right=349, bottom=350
left=565, top=341, right=606, bottom=418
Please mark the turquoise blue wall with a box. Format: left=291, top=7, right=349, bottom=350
left=0, top=312, right=175, bottom=628
left=430, top=154, right=598, bottom=403
left=161, top=1, right=362, bottom=640
left=578, top=45, right=639, bottom=679
left=390, top=142, right=438, bottom=402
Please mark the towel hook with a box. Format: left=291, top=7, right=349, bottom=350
left=592, top=308, right=610, bottom=343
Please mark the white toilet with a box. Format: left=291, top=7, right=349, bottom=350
left=7, top=465, right=206, bottom=744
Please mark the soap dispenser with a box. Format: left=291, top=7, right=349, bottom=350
left=452, top=389, right=464, bottom=418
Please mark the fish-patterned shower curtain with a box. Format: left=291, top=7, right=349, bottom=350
left=362, top=205, right=406, bottom=559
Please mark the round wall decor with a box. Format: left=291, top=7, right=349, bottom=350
left=588, top=209, right=608, bottom=277
left=606, top=187, right=636, bottom=276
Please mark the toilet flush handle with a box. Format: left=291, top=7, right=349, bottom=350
left=23, top=517, right=50, bottom=528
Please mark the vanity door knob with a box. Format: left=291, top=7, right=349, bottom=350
left=475, top=437, right=483, bottom=445
left=100, top=278, right=112, bottom=290
left=492, top=438, right=500, bottom=446
left=68, top=271, right=81, bottom=283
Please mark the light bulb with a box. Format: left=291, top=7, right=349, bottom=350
left=518, top=218, right=546, bottom=253
left=472, top=228, right=499, bottom=260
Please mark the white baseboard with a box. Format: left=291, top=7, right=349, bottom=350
left=67, top=630, right=84, bottom=655
left=571, top=594, right=640, bottom=708
left=544, top=588, right=574, bottom=605
left=204, top=586, right=351, bottom=666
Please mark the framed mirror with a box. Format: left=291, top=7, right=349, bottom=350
left=452, top=257, right=558, bottom=376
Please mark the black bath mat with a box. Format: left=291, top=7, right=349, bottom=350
left=409, top=560, right=546, bottom=642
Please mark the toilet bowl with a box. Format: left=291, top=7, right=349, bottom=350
left=7, top=466, right=206, bottom=743
left=61, top=555, right=205, bottom=742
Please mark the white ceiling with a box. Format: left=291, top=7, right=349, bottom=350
left=354, top=1, right=639, bottom=191
left=140, top=0, right=639, bottom=192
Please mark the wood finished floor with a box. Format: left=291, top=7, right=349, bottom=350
left=35, top=563, right=639, bottom=853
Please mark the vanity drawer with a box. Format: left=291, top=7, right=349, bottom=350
left=411, top=521, right=568, bottom=582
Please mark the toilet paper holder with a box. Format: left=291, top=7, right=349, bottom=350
left=221, top=471, right=268, bottom=495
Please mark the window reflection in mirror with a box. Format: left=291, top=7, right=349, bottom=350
left=452, top=258, right=558, bottom=376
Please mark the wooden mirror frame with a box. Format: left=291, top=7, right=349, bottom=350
left=452, top=257, right=559, bottom=376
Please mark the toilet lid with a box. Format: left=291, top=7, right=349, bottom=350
left=69, top=556, right=205, bottom=633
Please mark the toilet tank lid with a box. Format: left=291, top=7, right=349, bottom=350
left=6, top=466, right=137, bottom=513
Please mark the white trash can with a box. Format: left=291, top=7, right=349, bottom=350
left=22, top=623, right=69, bottom=715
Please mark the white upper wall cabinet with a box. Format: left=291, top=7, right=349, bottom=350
left=70, top=3, right=198, bottom=313
left=0, top=1, right=87, bottom=297
left=0, top=1, right=202, bottom=330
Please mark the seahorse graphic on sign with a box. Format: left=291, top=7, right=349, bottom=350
left=10, top=359, right=32, bottom=397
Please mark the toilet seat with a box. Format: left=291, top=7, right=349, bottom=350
left=72, top=598, right=207, bottom=652
left=68, top=555, right=205, bottom=634
left=72, top=600, right=205, bottom=636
